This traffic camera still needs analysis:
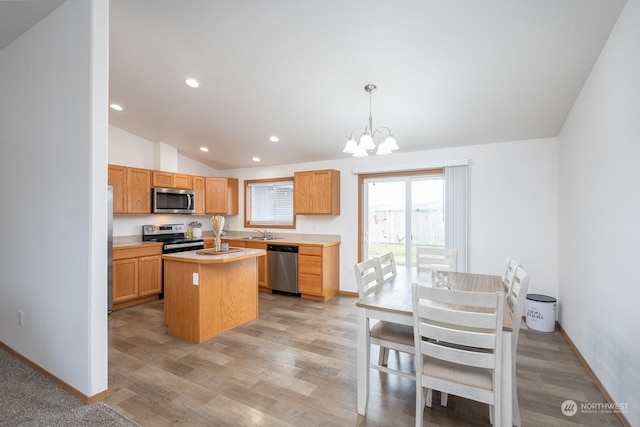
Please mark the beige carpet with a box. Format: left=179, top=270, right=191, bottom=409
left=0, top=347, right=137, bottom=427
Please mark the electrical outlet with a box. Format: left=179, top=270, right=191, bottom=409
left=192, top=273, right=199, bottom=285
left=18, top=310, right=24, bottom=326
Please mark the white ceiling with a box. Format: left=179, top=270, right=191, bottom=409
left=2, top=1, right=627, bottom=170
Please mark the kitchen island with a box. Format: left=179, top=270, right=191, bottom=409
left=162, top=247, right=265, bottom=343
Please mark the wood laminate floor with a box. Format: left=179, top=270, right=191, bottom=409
left=106, top=293, right=622, bottom=426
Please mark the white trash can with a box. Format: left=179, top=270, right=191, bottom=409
left=525, top=294, right=557, bottom=332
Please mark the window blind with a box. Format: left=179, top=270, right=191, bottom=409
left=246, top=180, right=294, bottom=226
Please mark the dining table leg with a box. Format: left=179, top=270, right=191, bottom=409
left=357, top=308, right=370, bottom=415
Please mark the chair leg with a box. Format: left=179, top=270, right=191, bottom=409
left=440, top=391, right=448, bottom=407
left=489, top=404, right=494, bottom=425
left=378, top=346, right=389, bottom=366
left=416, top=386, right=426, bottom=427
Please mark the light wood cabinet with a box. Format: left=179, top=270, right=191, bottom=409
left=108, top=165, right=127, bottom=214
left=109, top=164, right=239, bottom=216
left=126, top=168, right=152, bottom=214
left=152, top=171, right=193, bottom=189
left=205, top=177, right=239, bottom=215
left=108, top=165, right=151, bottom=214
left=294, top=169, right=340, bottom=215
left=192, top=176, right=206, bottom=215
left=298, top=243, right=340, bottom=301
left=112, top=244, right=162, bottom=310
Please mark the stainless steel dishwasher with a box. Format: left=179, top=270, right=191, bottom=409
left=267, top=244, right=299, bottom=295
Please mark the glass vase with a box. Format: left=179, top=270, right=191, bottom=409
left=214, top=236, right=221, bottom=252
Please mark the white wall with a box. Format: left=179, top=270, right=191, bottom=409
left=558, top=0, right=640, bottom=423
left=0, top=0, right=109, bottom=397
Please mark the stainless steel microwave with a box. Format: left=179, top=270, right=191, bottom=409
left=152, top=187, right=195, bottom=214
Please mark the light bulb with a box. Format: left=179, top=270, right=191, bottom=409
left=385, top=136, right=399, bottom=151
left=343, top=138, right=358, bottom=154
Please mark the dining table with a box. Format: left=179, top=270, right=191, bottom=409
left=356, top=267, right=517, bottom=426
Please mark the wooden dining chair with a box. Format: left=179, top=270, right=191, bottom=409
left=505, top=265, right=529, bottom=426
left=502, top=257, right=521, bottom=293
left=416, top=246, right=458, bottom=272
left=412, top=283, right=504, bottom=427
left=377, top=252, right=397, bottom=283
left=354, top=259, right=414, bottom=379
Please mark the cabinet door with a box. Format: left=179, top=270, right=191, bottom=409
left=193, top=176, right=206, bottom=215
left=108, top=165, right=127, bottom=214
left=138, top=255, right=162, bottom=296
left=293, top=171, right=314, bottom=214
left=205, top=177, right=238, bottom=215
left=113, top=258, right=138, bottom=302
left=152, top=171, right=174, bottom=188
left=312, top=170, right=333, bottom=214
left=174, top=174, right=193, bottom=189
left=126, top=168, right=151, bottom=214
left=205, top=177, right=227, bottom=214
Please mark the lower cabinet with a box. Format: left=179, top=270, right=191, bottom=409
left=245, top=241, right=268, bottom=291
left=298, top=244, right=340, bottom=301
left=113, top=244, right=162, bottom=310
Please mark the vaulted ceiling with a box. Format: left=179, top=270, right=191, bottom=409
left=1, top=1, right=627, bottom=170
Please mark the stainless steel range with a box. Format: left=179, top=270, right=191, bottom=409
left=142, top=223, right=205, bottom=253
left=142, top=224, right=205, bottom=298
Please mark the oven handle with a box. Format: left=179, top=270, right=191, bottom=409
left=164, top=241, right=204, bottom=252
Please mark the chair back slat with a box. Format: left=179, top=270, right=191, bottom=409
left=377, top=252, right=397, bottom=282
left=416, top=247, right=458, bottom=272
left=354, top=258, right=382, bottom=298
left=418, top=303, right=498, bottom=330
left=420, top=340, right=495, bottom=369
left=502, top=257, right=521, bottom=293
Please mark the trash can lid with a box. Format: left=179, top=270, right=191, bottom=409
left=526, top=293, right=556, bottom=303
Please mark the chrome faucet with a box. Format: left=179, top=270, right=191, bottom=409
left=253, top=229, right=274, bottom=239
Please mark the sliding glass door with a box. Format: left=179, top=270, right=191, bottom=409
left=362, top=172, right=444, bottom=267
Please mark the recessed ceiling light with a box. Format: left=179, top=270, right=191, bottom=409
left=185, top=78, right=200, bottom=88
left=200, top=147, right=209, bottom=152
left=252, top=157, right=261, bottom=162
left=110, top=104, right=123, bottom=111
left=269, top=136, right=279, bottom=142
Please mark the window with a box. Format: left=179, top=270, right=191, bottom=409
left=358, top=166, right=467, bottom=271
left=244, top=178, right=295, bottom=228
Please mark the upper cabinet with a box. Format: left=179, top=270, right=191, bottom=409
left=126, top=168, right=152, bottom=214
left=205, top=177, right=239, bottom=215
left=192, top=176, right=206, bottom=215
left=108, top=165, right=127, bottom=214
left=294, top=169, right=340, bottom=215
left=109, top=164, right=240, bottom=216
left=108, top=165, right=151, bottom=214
left=152, top=171, right=192, bottom=189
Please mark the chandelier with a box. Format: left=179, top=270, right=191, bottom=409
left=343, top=84, right=398, bottom=157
